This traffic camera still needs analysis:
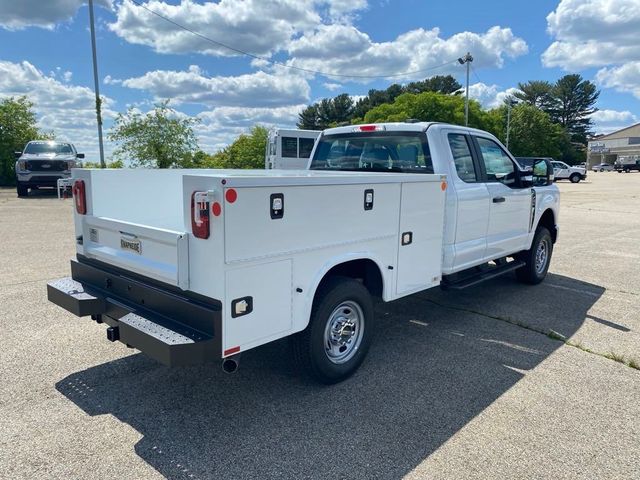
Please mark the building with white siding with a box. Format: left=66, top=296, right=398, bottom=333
left=587, top=123, right=640, bottom=168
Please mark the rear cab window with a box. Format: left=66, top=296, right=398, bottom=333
left=447, top=133, right=477, bottom=182
left=310, top=131, right=433, bottom=173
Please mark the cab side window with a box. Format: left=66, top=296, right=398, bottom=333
left=447, top=133, right=477, bottom=182
left=475, top=137, right=516, bottom=186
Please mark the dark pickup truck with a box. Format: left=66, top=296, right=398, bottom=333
left=615, top=160, right=640, bottom=173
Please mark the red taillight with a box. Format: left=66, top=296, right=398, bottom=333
left=191, top=192, right=210, bottom=239
left=359, top=125, right=378, bottom=132
left=72, top=180, right=86, bottom=214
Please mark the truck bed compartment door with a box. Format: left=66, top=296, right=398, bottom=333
left=81, top=216, right=189, bottom=289
left=224, top=260, right=292, bottom=353
left=395, top=181, right=445, bottom=296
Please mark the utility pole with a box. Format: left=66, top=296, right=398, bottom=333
left=88, top=0, right=106, bottom=168
left=458, top=52, right=473, bottom=126
left=505, top=97, right=517, bottom=150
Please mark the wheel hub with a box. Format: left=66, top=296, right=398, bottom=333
left=324, top=301, right=365, bottom=364
left=535, top=239, right=548, bottom=274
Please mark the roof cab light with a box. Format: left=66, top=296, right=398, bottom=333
left=191, top=190, right=214, bottom=239
left=72, top=180, right=86, bottom=215
left=354, top=125, right=386, bottom=132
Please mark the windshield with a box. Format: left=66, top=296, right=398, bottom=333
left=24, top=142, right=74, bottom=155
left=310, top=132, right=433, bottom=173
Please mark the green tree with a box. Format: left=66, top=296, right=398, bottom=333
left=297, top=104, right=320, bottom=130
left=209, top=126, right=268, bottom=169
left=108, top=100, right=200, bottom=168
left=513, top=80, right=555, bottom=111
left=83, top=159, right=124, bottom=168
left=0, top=96, right=52, bottom=185
left=298, top=94, right=355, bottom=130
left=501, top=103, right=564, bottom=158
left=363, top=91, right=495, bottom=133
left=551, top=74, right=599, bottom=143
left=404, top=75, right=462, bottom=95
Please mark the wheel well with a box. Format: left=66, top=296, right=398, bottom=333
left=538, top=209, right=557, bottom=243
left=316, top=259, right=384, bottom=299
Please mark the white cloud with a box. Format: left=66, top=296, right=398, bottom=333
left=287, top=26, right=527, bottom=81
left=120, top=65, right=310, bottom=107
left=109, top=0, right=320, bottom=57
left=0, top=60, right=117, bottom=160
left=466, top=82, right=519, bottom=108
left=0, top=0, right=111, bottom=30
left=590, top=109, right=639, bottom=134
left=103, top=75, right=122, bottom=85
left=542, top=0, right=640, bottom=69
left=196, top=105, right=304, bottom=151
left=324, top=0, right=368, bottom=21
left=590, top=109, right=638, bottom=124
left=323, top=82, right=343, bottom=91
left=596, top=62, right=640, bottom=99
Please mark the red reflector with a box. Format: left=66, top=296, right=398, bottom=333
left=211, top=201, right=222, bottom=217
left=191, top=192, right=210, bottom=239
left=359, top=125, right=377, bottom=131
left=225, top=188, right=237, bottom=203
left=224, top=346, right=240, bottom=356
left=72, top=180, right=86, bottom=214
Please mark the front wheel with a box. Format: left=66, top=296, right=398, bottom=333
left=16, top=183, right=28, bottom=197
left=569, top=173, right=581, bottom=183
left=516, top=227, right=553, bottom=285
left=292, top=276, right=375, bottom=384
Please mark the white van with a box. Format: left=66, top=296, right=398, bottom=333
left=265, top=128, right=321, bottom=169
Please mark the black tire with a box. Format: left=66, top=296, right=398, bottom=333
left=16, top=183, right=28, bottom=197
left=569, top=173, right=580, bottom=183
left=516, top=227, right=553, bottom=285
left=625, top=168, right=630, bottom=173
left=292, top=276, right=375, bottom=384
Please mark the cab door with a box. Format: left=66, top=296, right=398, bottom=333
left=472, top=136, right=531, bottom=259
left=552, top=161, right=569, bottom=179
left=444, top=131, right=491, bottom=271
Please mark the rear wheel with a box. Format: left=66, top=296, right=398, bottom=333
left=625, top=168, right=630, bottom=173
left=16, top=183, right=28, bottom=197
left=569, top=173, right=581, bottom=183
left=292, top=276, right=375, bottom=384
left=516, top=227, right=553, bottom=285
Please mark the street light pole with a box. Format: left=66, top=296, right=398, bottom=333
left=506, top=102, right=512, bottom=149
left=88, top=0, right=106, bottom=168
left=458, top=52, right=473, bottom=126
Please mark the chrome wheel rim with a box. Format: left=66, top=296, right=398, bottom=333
left=535, top=238, right=549, bottom=274
left=324, top=301, right=365, bottom=364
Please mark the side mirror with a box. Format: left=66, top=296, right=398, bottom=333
left=76, top=153, right=85, bottom=159
left=516, top=166, right=533, bottom=187
left=14, top=151, right=22, bottom=159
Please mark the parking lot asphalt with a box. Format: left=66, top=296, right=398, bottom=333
left=0, top=173, right=638, bottom=480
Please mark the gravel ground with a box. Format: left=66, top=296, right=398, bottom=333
left=0, top=172, right=638, bottom=480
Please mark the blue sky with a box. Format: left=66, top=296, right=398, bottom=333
left=1, top=0, right=639, bottom=160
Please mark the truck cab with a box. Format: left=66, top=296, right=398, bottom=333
left=310, top=123, right=559, bottom=276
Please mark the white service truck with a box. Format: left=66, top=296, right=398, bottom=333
left=265, top=128, right=321, bottom=169
left=48, top=122, right=559, bottom=384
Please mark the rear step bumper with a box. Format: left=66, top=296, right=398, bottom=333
left=47, top=259, right=221, bottom=366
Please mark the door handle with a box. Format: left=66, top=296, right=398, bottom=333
left=492, top=196, right=506, bottom=203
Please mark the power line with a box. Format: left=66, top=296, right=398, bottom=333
left=470, top=64, right=482, bottom=84
left=127, top=0, right=460, bottom=80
